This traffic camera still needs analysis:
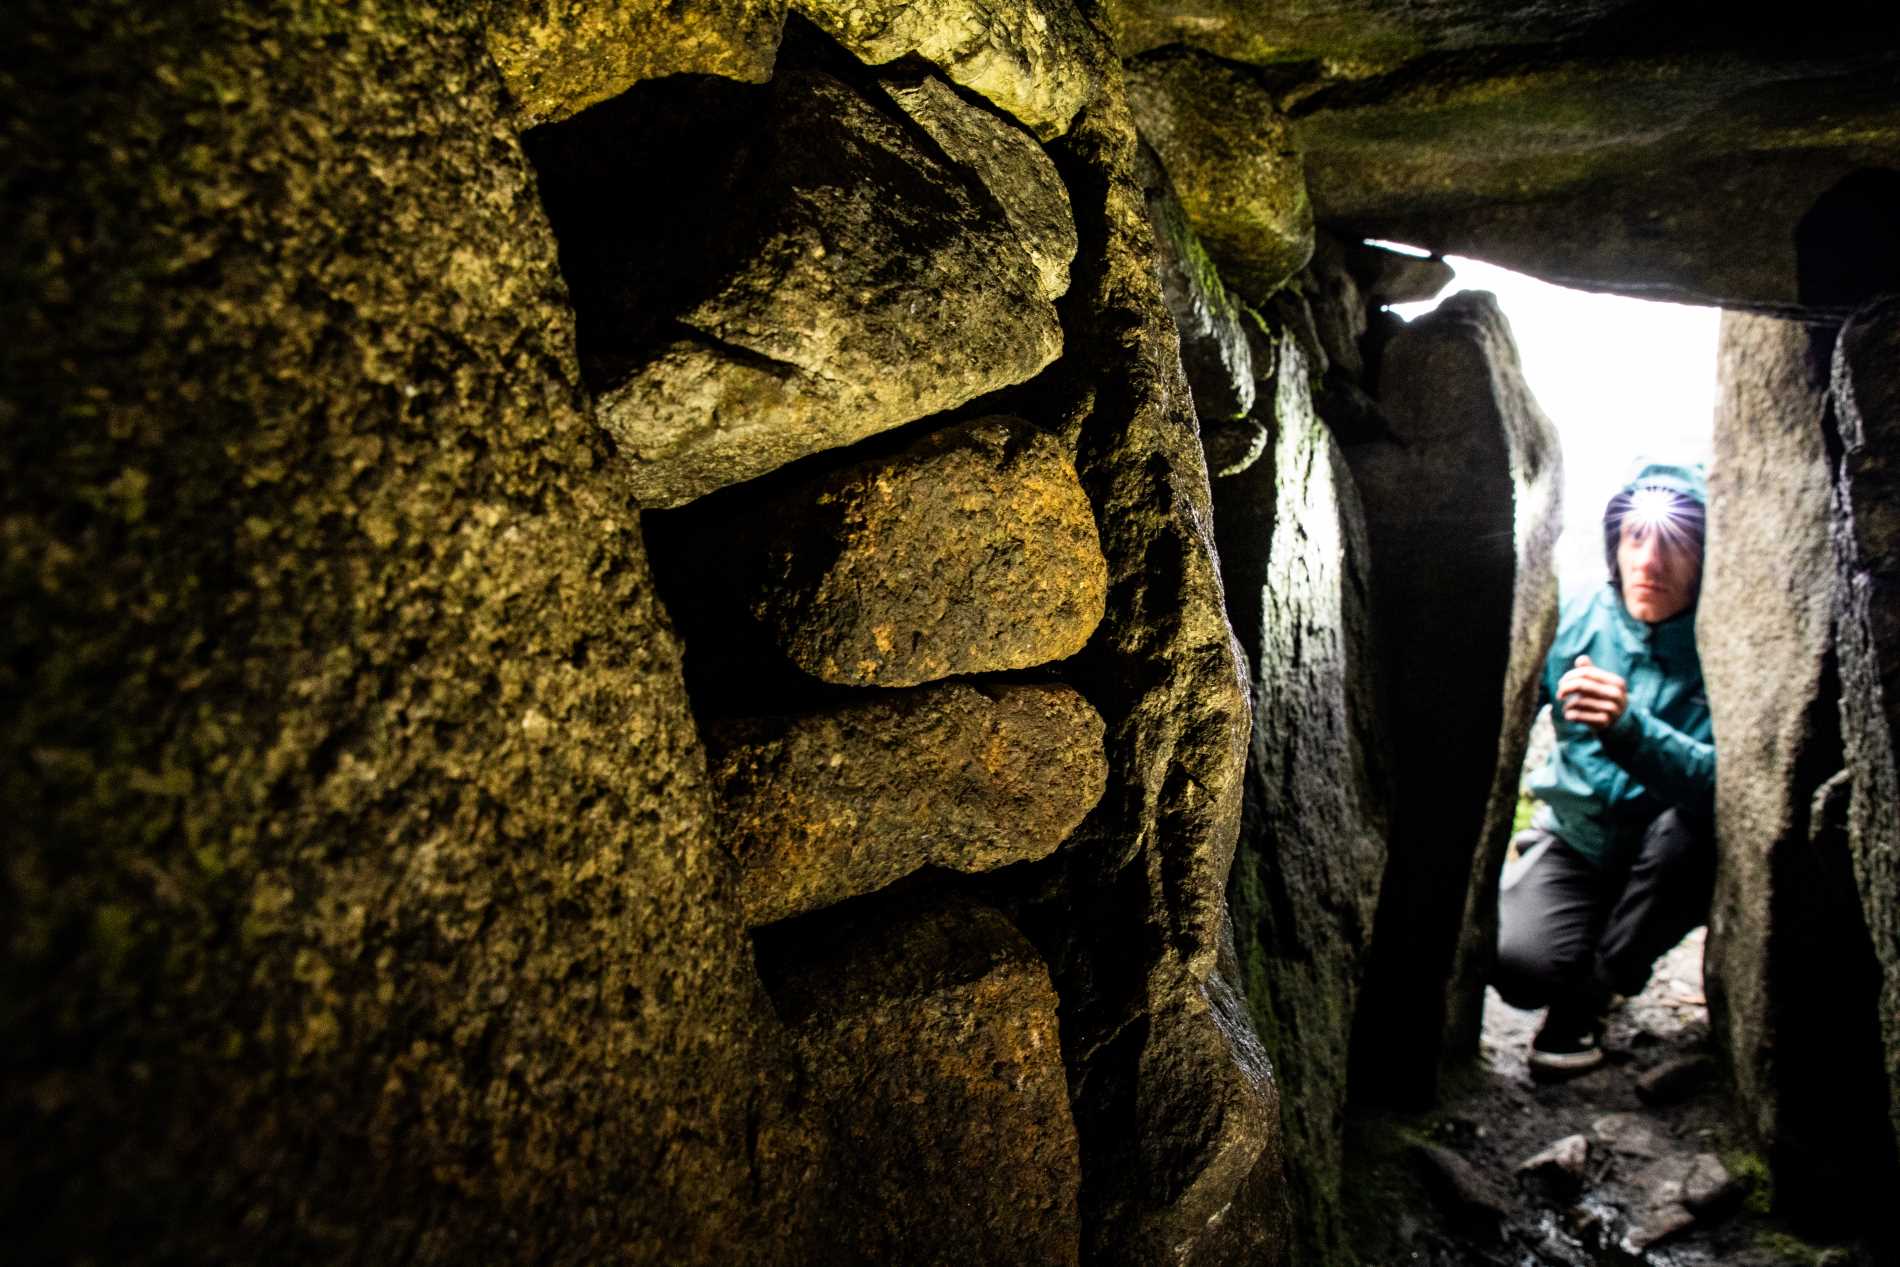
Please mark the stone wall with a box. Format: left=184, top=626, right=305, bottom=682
left=9, top=2, right=1899, bottom=1263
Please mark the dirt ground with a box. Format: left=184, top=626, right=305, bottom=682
left=1341, top=928, right=1886, bottom=1267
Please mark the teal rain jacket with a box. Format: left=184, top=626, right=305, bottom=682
left=1527, top=463, right=1715, bottom=868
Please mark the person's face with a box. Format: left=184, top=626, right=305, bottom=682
left=1617, top=519, right=1701, bottom=623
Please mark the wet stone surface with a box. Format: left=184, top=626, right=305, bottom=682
left=1345, top=928, right=1889, bottom=1265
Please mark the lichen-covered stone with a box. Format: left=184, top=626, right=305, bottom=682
left=1214, top=320, right=1388, bottom=1267
left=756, top=416, right=1108, bottom=687
left=1124, top=47, right=1314, bottom=302
left=1831, top=298, right=1900, bottom=1177
left=1138, top=141, right=1255, bottom=424
left=793, top=0, right=1099, bottom=139
left=992, top=37, right=1284, bottom=1264
left=1700, top=311, right=1897, bottom=1225
left=880, top=70, right=1078, bottom=301
left=1345, top=290, right=1561, bottom=1108
left=758, top=895, right=1081, bottom=1264
left=1297, top=46, right=1900, bottom=312
left=706, top=683, right=1107, bottom=925
left=524, top=65, right=1062, bottom=508
left=484, top=0, right=786, bottom=126
left=2, top=3, right=820, bottom=1261
left=1105, top=0, right=1628, bottom=68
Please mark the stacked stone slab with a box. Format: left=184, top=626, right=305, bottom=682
left=757, top=895, right=1082, bottom=1265
left=1700, top=312, right=1897, bottom=1232
left=522, top=61, right=1069, bottom=508
left=1831, top=298, right=1900, bottom=1191
left=1344, top=290, right=1562, bottom=1108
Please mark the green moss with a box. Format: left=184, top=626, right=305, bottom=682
left=1721, top=1147, right=1773, bottom=1216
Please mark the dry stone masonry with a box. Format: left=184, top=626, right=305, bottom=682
left=9, top=0, right=1900, bottom=1264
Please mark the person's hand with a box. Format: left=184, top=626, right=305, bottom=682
left=1556, top=655, right=1628, bottom=731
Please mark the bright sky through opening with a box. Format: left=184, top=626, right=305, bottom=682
left=1381, top=249, right=1720, bottom=600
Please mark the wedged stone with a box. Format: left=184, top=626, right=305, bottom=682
left=524, top=66, right=1062, bottom=508
left=1300, top=231, right=1370, bottom=381
left=879, top=71, right=1077, bottom=302
left=1138, top=142, right=1255, bottom=423
left=759, top=895, right=1080, bottom=1264
left=1634, top=1054, right=1715, bottom=1107
left=1124, top=47, right=1315, bottom=302
left=1702, top=311, right=1897, bottom=1225
left=753, top=416, right=1107, bottom=687
left=1411, top=1144, right=1511, bottom=1234
left=1214, top=317, right=1387, bottom=1267
left=1204, top=415, right=1270, bottom=477
left=484, top=0, right=785, bottom=125
left=793, top=0, right=1098, bottom=139
left=706, top=682, right=1107, bottom=925
left=1832, top=297, right=1900, bottom=1177
left=1348, top=239, right=1455, bottom=307
left=1591, top=1113, right=1664, bottom=1160
left=1347, top=290, right=1562, bottom=1108
left=1516, top=1134, right=1589, bottom=1203
left=1681, top=1153, right=1743, bottom=1215
left=1624, top=1152, right=1737, bottom=1249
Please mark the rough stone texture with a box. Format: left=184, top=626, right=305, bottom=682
left=1297, top=47, right=1900, bottom=314
left=879, top=71, right=1078, bottom=302
left=524, top=63, right=1063, bottom=508
left=1517, top=1135, right=1590, bottom=1203
left=1348, top=239, right=1455, bottom=308
left=1831, top=297, right=1900, bottom=1176
left=1100, top=2, right=1900, bottom=313
left=1213, top=321, right=1387, bottom=1267
left=1411, top=1144, right=1511, bottom=1234
left=1, top=4, right=822, bottom=1262
left=754, top=416, right=1108, bottom=688
left=1634, top=1054, right=1715, bottom=1108
left=1345, top=290, right=1562, bottom=1108
left=1138, top=143, right=1254, bottom=424
left=757, top=895, right=1081, bottom=1265
left=1701, top=312, right=1898, bottom=1229
left=705, top=683, right=1108, bottom=925
left=793, top=0, right=1099, bottom=139
left=1105, top=0, right=1628, bottom=69
left=1124, top=47, right=1315, bottom=303
left=989, top=21, right=1285, bottom=1261
left=483, top=0, right=786, bottom=126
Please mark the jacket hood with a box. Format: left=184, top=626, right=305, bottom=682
left=1618, top=460, right=1708, bottom=508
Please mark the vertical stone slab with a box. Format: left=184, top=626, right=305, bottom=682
left=1701, top=312, right=1895, bottom=1229
left=1, top=4, right=817, bottom=1261
left=1831, top=297, right=1900, bottom=1187
left=1214, top=326, right=1389, bottom=1267
left=1344, top=290, right=1562, bottom=1107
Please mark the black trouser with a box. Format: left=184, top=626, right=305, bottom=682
left=1494, top=809, right=1716, bottom=1014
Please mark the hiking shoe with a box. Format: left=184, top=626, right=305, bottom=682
left=1529, top=1008, right=1606, bottom=1079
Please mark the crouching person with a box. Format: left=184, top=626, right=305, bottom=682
left=1497, top=462, right=1716, bottom=1078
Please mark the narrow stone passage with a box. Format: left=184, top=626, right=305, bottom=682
left=1345, top=926, right=1876, bottom=1265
